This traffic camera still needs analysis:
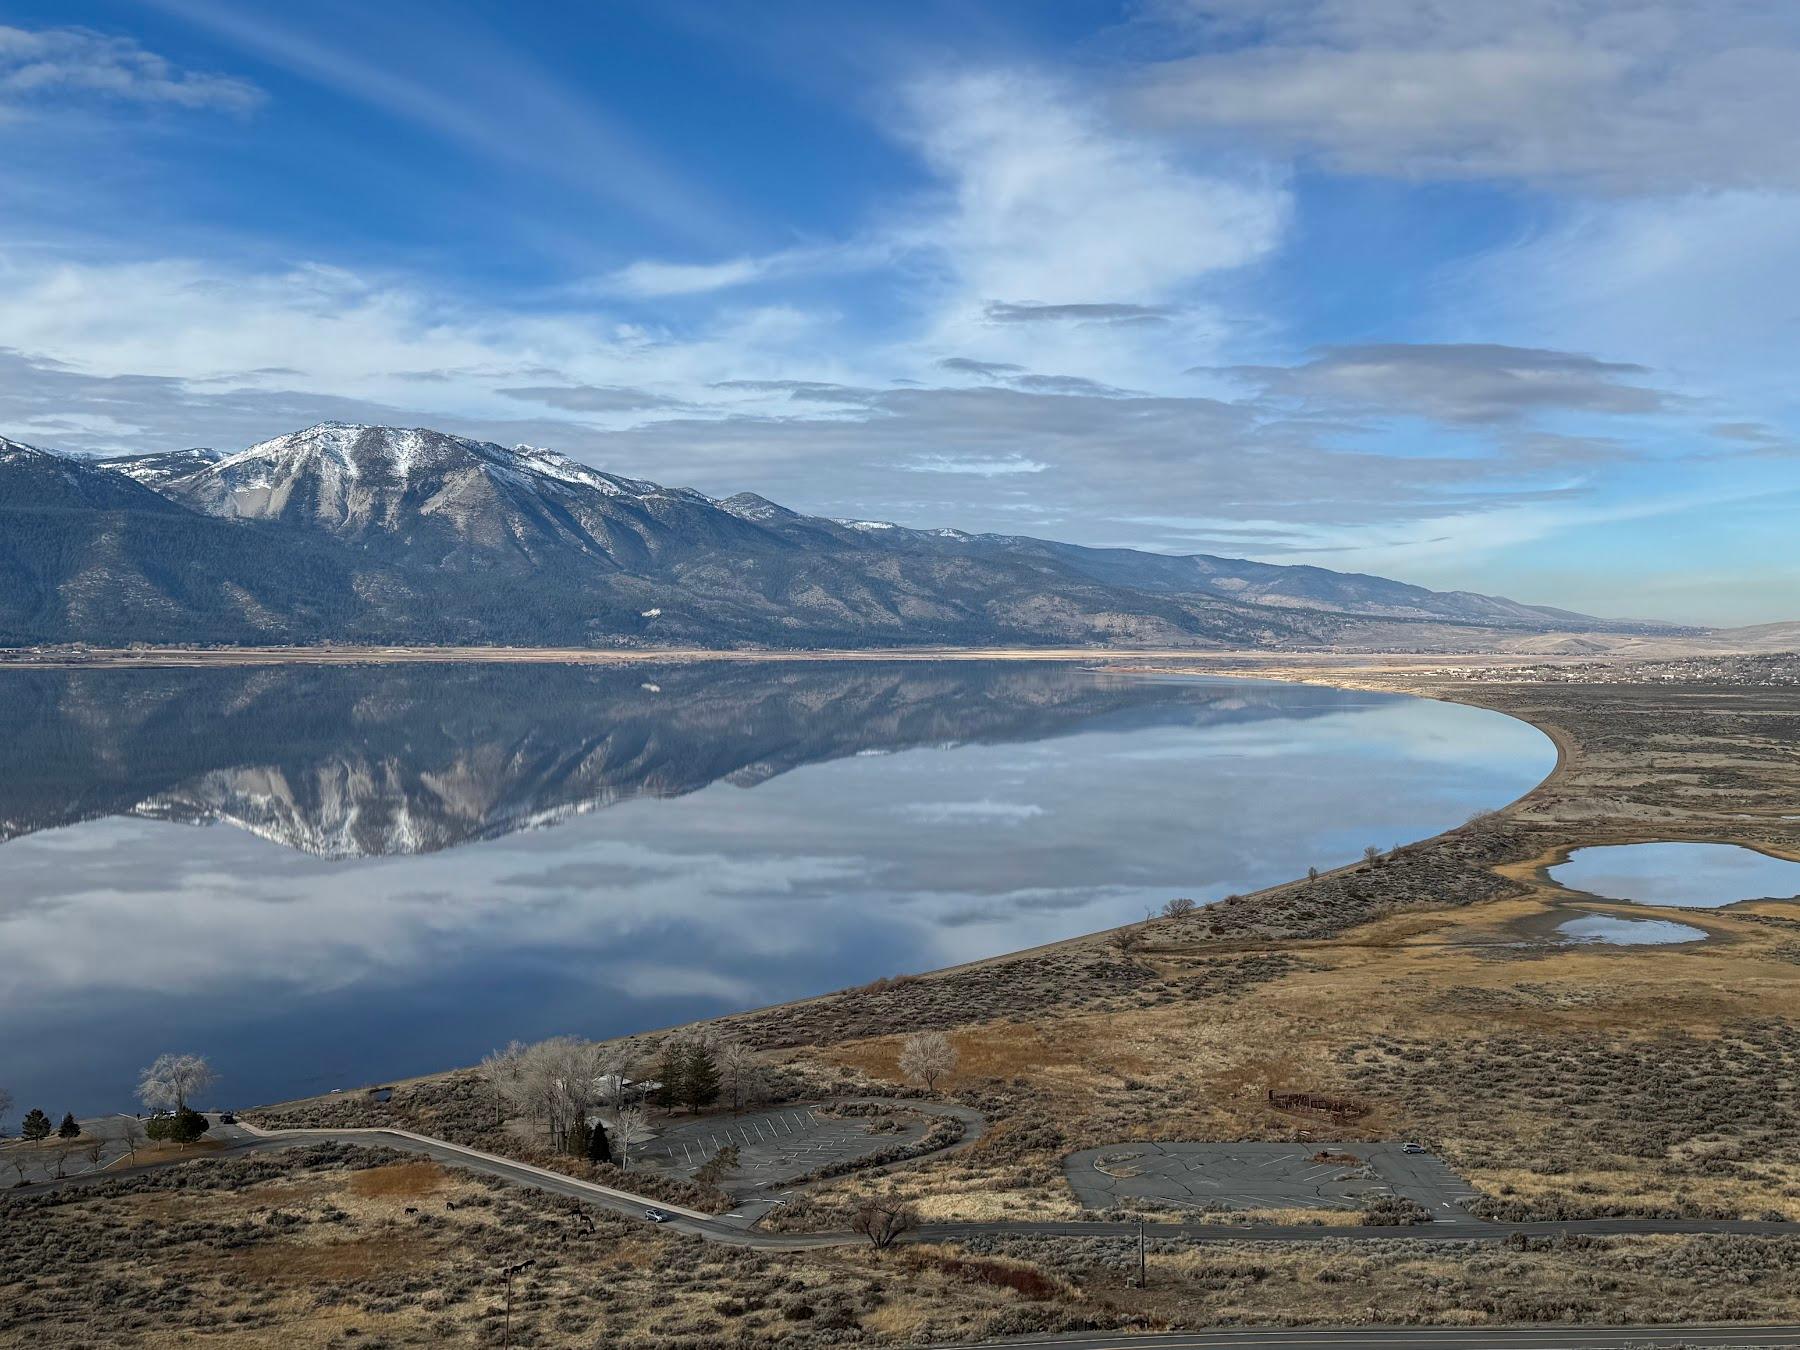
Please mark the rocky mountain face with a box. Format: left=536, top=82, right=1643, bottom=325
left=0, top=421, right=1651, bottom=648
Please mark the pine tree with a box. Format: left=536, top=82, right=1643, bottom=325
left=682, top=1043, right=721, bottom=1113
left=21, top=1108, right=51, bottom=1141
left=567, top=1118, right=591, bottom=1159
left=651, top=1043, right=687, bottom=1111
left=146, top=1107, right=209, bottom=1145
left=57, top=1112, right=79, bottom=1140
left=588, top=1120, right=611, bottom=1164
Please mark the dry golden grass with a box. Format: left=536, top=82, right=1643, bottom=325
left=223, top=1234, right=437, bottom=1284
left=346, top=1159, right=446, bottom=1200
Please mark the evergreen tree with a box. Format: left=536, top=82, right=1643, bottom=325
left=567, top=1118, right=591, bottom=1159
left=57, top=1112, right=79, bottom=1140
left=21, top=1108, right=51, bottom=1141
left=682, top=1043, right=721, bottom=1113
left=651, top=1043, right=687, bottom=1111
left=588, top=1120, right=611, bottom=1164
left=146, top=1107, right=209, bottom=1145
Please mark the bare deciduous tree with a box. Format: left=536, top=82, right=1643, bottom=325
left=898, top=1031, right=958, bottom=1093
left=1363, top=844, right=1383, bottom=867
left=480, top=1041, right=528, bottom=1127
left=118, top=1116, right=143, bottom=1164
left=714, top=1036, right=763, bottom=1113
left=137, top=1053, right=218, bottom=1113
left=1161, top=897, right=1198, bottom=919
left=611, top=1105, right=649, bottom=1170
left=598, top=1048, right=633, bottom=1111
left=851, top=1195, right=916, bottom=1251
left=514, top=1037, right=610, bottom=1154
left=84, top=1136, right=106, bottom=1170
left=1307, top=866, right=1320, bottom=883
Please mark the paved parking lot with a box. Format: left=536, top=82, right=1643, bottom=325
left=1064, top=1141, right=1481, bottom=1222
left=633, top=1104, right=927, bottom=1189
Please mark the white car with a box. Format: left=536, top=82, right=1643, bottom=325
left=1400, top=1141, right=1426, bottom=1155
left=644, top=1208, right=669, bottom=1223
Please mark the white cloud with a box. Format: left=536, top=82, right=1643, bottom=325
left=592, top=240, right=890, bottom=299
left=600, top=255, right=791, bottom=299
left=0, top=23, right=262, bottom=112
left=900, top=68, right=1288, bottom=304
left=1134, top=0, right=1800, bottom=192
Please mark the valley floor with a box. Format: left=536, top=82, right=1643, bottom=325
left=7, top=651, right=1800, bottom=1345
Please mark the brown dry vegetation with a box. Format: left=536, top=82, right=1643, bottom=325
left=0, top=1145, right=1103, bottom=1347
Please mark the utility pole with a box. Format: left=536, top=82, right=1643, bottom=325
left=501, top=1258, right=534, bottom=1348
left=1136, top=1221, right=1146, bottom=1289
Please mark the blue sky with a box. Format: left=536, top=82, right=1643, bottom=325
left=1, top=0, right=1796, bottom=623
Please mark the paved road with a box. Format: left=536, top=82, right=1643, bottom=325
left=937, top=1328, right=1800, bottom=1349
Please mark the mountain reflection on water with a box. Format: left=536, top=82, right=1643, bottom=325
left=0, top=661, right=1553, bottom=1112
left=4, top=661, right=1351, bottom=857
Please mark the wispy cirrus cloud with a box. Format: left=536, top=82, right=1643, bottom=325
left=140, top=0, right=728, bottom=245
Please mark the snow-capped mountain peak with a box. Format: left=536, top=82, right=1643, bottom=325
left=0, top=434, right=52, bottom=463
left=130, top=423, right=762, bottom=570
left=99, top=446, right=224, bottom=486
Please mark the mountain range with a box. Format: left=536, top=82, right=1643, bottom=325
left=0, top=422, right=1664, bottom=649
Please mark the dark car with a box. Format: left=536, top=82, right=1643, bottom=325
left=219, top=1112, right=237, bottom=1124
left=644, top=1208, right=669, bottom=1224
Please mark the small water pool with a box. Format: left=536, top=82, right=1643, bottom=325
left=1555, top=914, right=1707, bottom=946
left=1550, top=842, right=1800, bottom=909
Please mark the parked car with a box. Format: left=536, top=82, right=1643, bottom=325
left=644, top=1209, right=669, bottom=1224
left=219, top=1112, right=237, bottom=1124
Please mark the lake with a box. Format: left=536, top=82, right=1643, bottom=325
left=0, top=661, right=1553, bottom=1116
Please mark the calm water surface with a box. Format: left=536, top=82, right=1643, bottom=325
left=1555, top=914, right=1707, bottom=946
left=1551, top=842, right=1800, bottom=909
left=0, top=662, right=1553, bottom=1115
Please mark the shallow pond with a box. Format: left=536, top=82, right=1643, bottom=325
left=1554, top=914, right=1707, bottom=946
left=0, top=661, right=1554, bottom=1114
left=1550, top=842, right=1800, bottom=909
